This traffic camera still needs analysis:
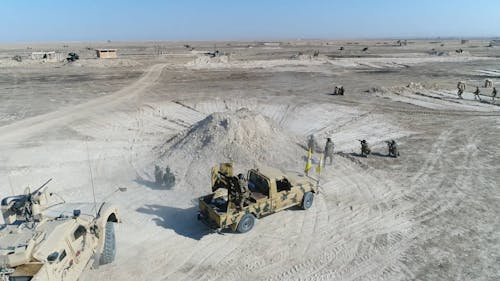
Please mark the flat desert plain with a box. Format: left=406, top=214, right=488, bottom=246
left=0, top=39, right=499, bottom=281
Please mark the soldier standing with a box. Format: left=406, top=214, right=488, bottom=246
left=492, top=87, right=497, bottom=102
left=324, top=138, right=335, bottom=166
left=237, top=173, right=250, bottom=209
left=163, top=166, right=175, bottom=187
left=307, top=134, right=316, bottom=152
left=485, top=79, right=492, bottom=88
left=457, top=82, right=465, bottom=99
left=338, top=86, right=345, bottom=95
left=154, top=165, right=163, bottom=186
left=473, top=86, right=481, bottom=101
left=387, top=140, right=400, bottom=158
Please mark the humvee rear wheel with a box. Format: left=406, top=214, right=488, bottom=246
left=302, top=192, right=314, bottom=210
left=236, top=214, right=255, bottom=233
left=100, top=222, right=116, bottom=265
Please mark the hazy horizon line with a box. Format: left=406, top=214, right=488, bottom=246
left=1, top=36, right=499, bottom=45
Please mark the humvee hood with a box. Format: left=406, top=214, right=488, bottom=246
left=33, top=220, right=78, bottom=262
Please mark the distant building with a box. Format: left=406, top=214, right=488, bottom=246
left=96, top=49, right=117, bottom=59
left=30, top=51, right=65, bottom=62
left=262, top=42, right=280, bottom=47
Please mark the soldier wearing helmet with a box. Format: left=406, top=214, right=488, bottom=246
left=324, top=137, right=335, bottom=166
left=237, top=173, right=250, bottom=209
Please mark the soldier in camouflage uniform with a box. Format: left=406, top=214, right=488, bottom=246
left=324, top=138, right=335, bottom=166
left=307, top=134, right=316, bottom=152
left=338, top=86, right=345, bottom=96
left=237, top=173, right=250, bottom=209
left=163, top=166, right=175, bottom=187
left=154, top=165, right=163, bottom=186
left=386, top=140, right=400, bottom=158
left=473, top=86, right=481, bottom=101
left=457, top=82, right=465, bottom=99
left=360, top=139, right=371, bottom=157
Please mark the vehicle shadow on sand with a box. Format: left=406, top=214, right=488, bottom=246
left=136, top=204, right=209, bottom=240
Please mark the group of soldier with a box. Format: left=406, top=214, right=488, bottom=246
left=309, top=135, right=400, bottom=166
left=457, top=80, right=497, bottom=102
left=332, top=86, right=345, bottom=96
left=154, top=165, right=176, bottom=187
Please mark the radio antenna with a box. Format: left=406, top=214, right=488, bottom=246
left=85, top=138, right=98, bottom=216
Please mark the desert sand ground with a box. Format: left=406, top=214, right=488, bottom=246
left=0, top=39, right=499, bottom=281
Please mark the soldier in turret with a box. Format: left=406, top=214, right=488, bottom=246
left=237, top=173, right=250, bottom=209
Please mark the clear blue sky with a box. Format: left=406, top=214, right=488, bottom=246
left=0, top=0, right=498, bottom=42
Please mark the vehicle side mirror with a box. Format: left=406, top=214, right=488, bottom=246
left=47, top=252, right=59, bottom=263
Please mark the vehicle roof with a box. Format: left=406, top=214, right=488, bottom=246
left=251, top=166, right=284, bottom=179
left=251, top=166, right=310, bottom=185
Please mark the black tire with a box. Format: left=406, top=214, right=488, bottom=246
left=100, top=222, right=116, bottom=265
left=302, top=192, right=314, bottom=210
left=236, top=214, right=255, bottom=233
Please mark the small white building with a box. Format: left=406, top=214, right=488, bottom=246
left=30, top=51, right=65, bottom=62
left=96, top=49, right=117, bottom=59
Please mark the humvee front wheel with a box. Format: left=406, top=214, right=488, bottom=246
left=236, top=214, right=255, bottom=233
left=100, top=222, right=116, bottom=265
left=301, top=192, right=314, bottom=210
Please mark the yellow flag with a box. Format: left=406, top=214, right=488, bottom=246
left=304, top=148, right=312, bottom=175
left=316, top=155, right=323, bottom=175
left=305, top=158, right=312, bottom=174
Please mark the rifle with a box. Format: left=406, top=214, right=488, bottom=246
left=31, top=178, right=52, bottom=196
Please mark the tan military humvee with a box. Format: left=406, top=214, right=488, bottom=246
left=0, top=179, right=120, bottom=281
left=198, top=164, right=318, bottom=233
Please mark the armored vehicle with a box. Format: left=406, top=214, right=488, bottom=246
left=0, top=179, right=119, bottom=281
left=198, top=164, right=318, bottom=233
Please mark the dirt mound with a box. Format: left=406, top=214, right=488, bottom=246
left=157, top=108, right=303, bottom=191
left=427, top=49, right=471, bottom=57
left=187, top=55, right=229, bottom=66
left=366, top=86, right=390, bottom=94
